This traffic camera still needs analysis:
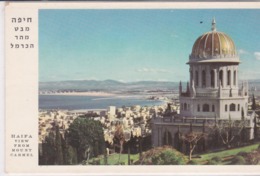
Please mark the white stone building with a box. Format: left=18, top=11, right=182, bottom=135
left=152, top=19, right=253, bottom=148
left=107, top=106, right=116, bottom=120
left=179, top=18, right=249, bottom=120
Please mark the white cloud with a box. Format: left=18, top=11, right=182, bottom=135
left=238, top=49, right=248, bottom=55
left=254, top=52, right=260, bottom=60
left=118, top=79, right=126, bottom=83
left=136, top=67, right=171, bottom=73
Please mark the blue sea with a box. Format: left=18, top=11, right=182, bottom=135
left=39, top=95, right=164, bottom=110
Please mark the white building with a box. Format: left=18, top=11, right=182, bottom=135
left=179, top=18, right=249, bottom=120
left=108, top=106, right=116, bottom=116
left=152, top=19, right=253, bottom=148
left=107, top=106, right=116, bottom=120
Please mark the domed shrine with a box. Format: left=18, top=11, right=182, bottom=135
left=190, top=18, right=237, bottom=61
left=179, top=18, right=248, bottom=119
left=151, top=19, right=252, bottom=148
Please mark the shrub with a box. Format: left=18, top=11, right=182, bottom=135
left=151, top=150, right=185, bottom=165
left=211, top=156, right=222, bottom=162
left=207, top=156, right=222, bottom=165
left=207, top=159, right=220, bottom=165
left=84, top=160, right=93, bottom=165
left=245, top=151, right=260, bottom=164
left=84, top=158, right=101, bottom=165
left=140, top=146, right=187, bottom=165
left=94, top=159, right=100, bottom=165
left=232, top=156, right=246, bottom=165
left=237, top=151, right=248, bottom=157
left=187, top=160, right=199, bottom=165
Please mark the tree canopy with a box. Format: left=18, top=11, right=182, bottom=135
left=66, top=117, right=105, bottom=163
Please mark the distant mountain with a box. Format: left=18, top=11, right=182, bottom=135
left=248, top=79, right=260, bottom=84
left=39, top=80, right=179, bottom=92
left=39, top=79, right=260, bottom=94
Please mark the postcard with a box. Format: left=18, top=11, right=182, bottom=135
left=4, top=1, right=260, bottom=175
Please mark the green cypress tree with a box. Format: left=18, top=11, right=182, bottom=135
left=64, top=144, right=78, bottom=165
left=42, top=131, right=56, bottom=165
left=55, top=125, right=64, bottom=165
left=252, top=94, right=258, bottom=141
left=241, top=107, right=245, bottom=121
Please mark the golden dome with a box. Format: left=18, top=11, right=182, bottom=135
left=190, top=19, right=237, bottom=60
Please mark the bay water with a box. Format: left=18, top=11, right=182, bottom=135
left=39, top=95, right=164, bottom=110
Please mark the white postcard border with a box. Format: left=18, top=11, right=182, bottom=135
left=5, top=2, right=260, bottom=174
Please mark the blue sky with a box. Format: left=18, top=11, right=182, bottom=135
left=39, top=9, right=260, bottom=82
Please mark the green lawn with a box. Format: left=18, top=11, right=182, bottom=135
left=194, top=143, right=259, bottom=164
left=106, top=144, right=259, bottom=165
left=106, top=153, right=139, bottom=165
left=87, top=153, right=140, bottom=165
left=87, top=143, right=260, bottom=165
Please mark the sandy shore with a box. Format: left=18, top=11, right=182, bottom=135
left=40, top=91, right=115, bottom=97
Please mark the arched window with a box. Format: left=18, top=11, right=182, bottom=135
left=211, top=70, right=215, bottom=87
left=202, top=70, right=206, bottom=87
left=238, top=104, right=240, bottom=111
left=233, top=70, right=236, bottom=86
left=197, top=104, right=200, bottom=112
left=219, top=70, right=223, bottom=86
left=195, top=71, right=199, bottom=86
left=188, top=104, right=190, bottom=110
left=225, top=104, right=228, bottom=112
left=184, top=103, right=187, bottom=111
left=230, top=103, right=236, bottom=111
left=203, top=104, right=210, bottom=112
left=212, top=105, right=215, bottom=112
left=227, top=70, right=231, bottom=86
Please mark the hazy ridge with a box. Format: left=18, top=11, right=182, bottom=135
left=39, top=79, right=260, bottom=93
left=39, top=79, right=180, bottom=92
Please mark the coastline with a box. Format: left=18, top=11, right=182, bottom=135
left=39, top=92, right=168, bottom=110
left=39, top=109, right=107, bottom=113
left=39, top=91, right=115, bottom=97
